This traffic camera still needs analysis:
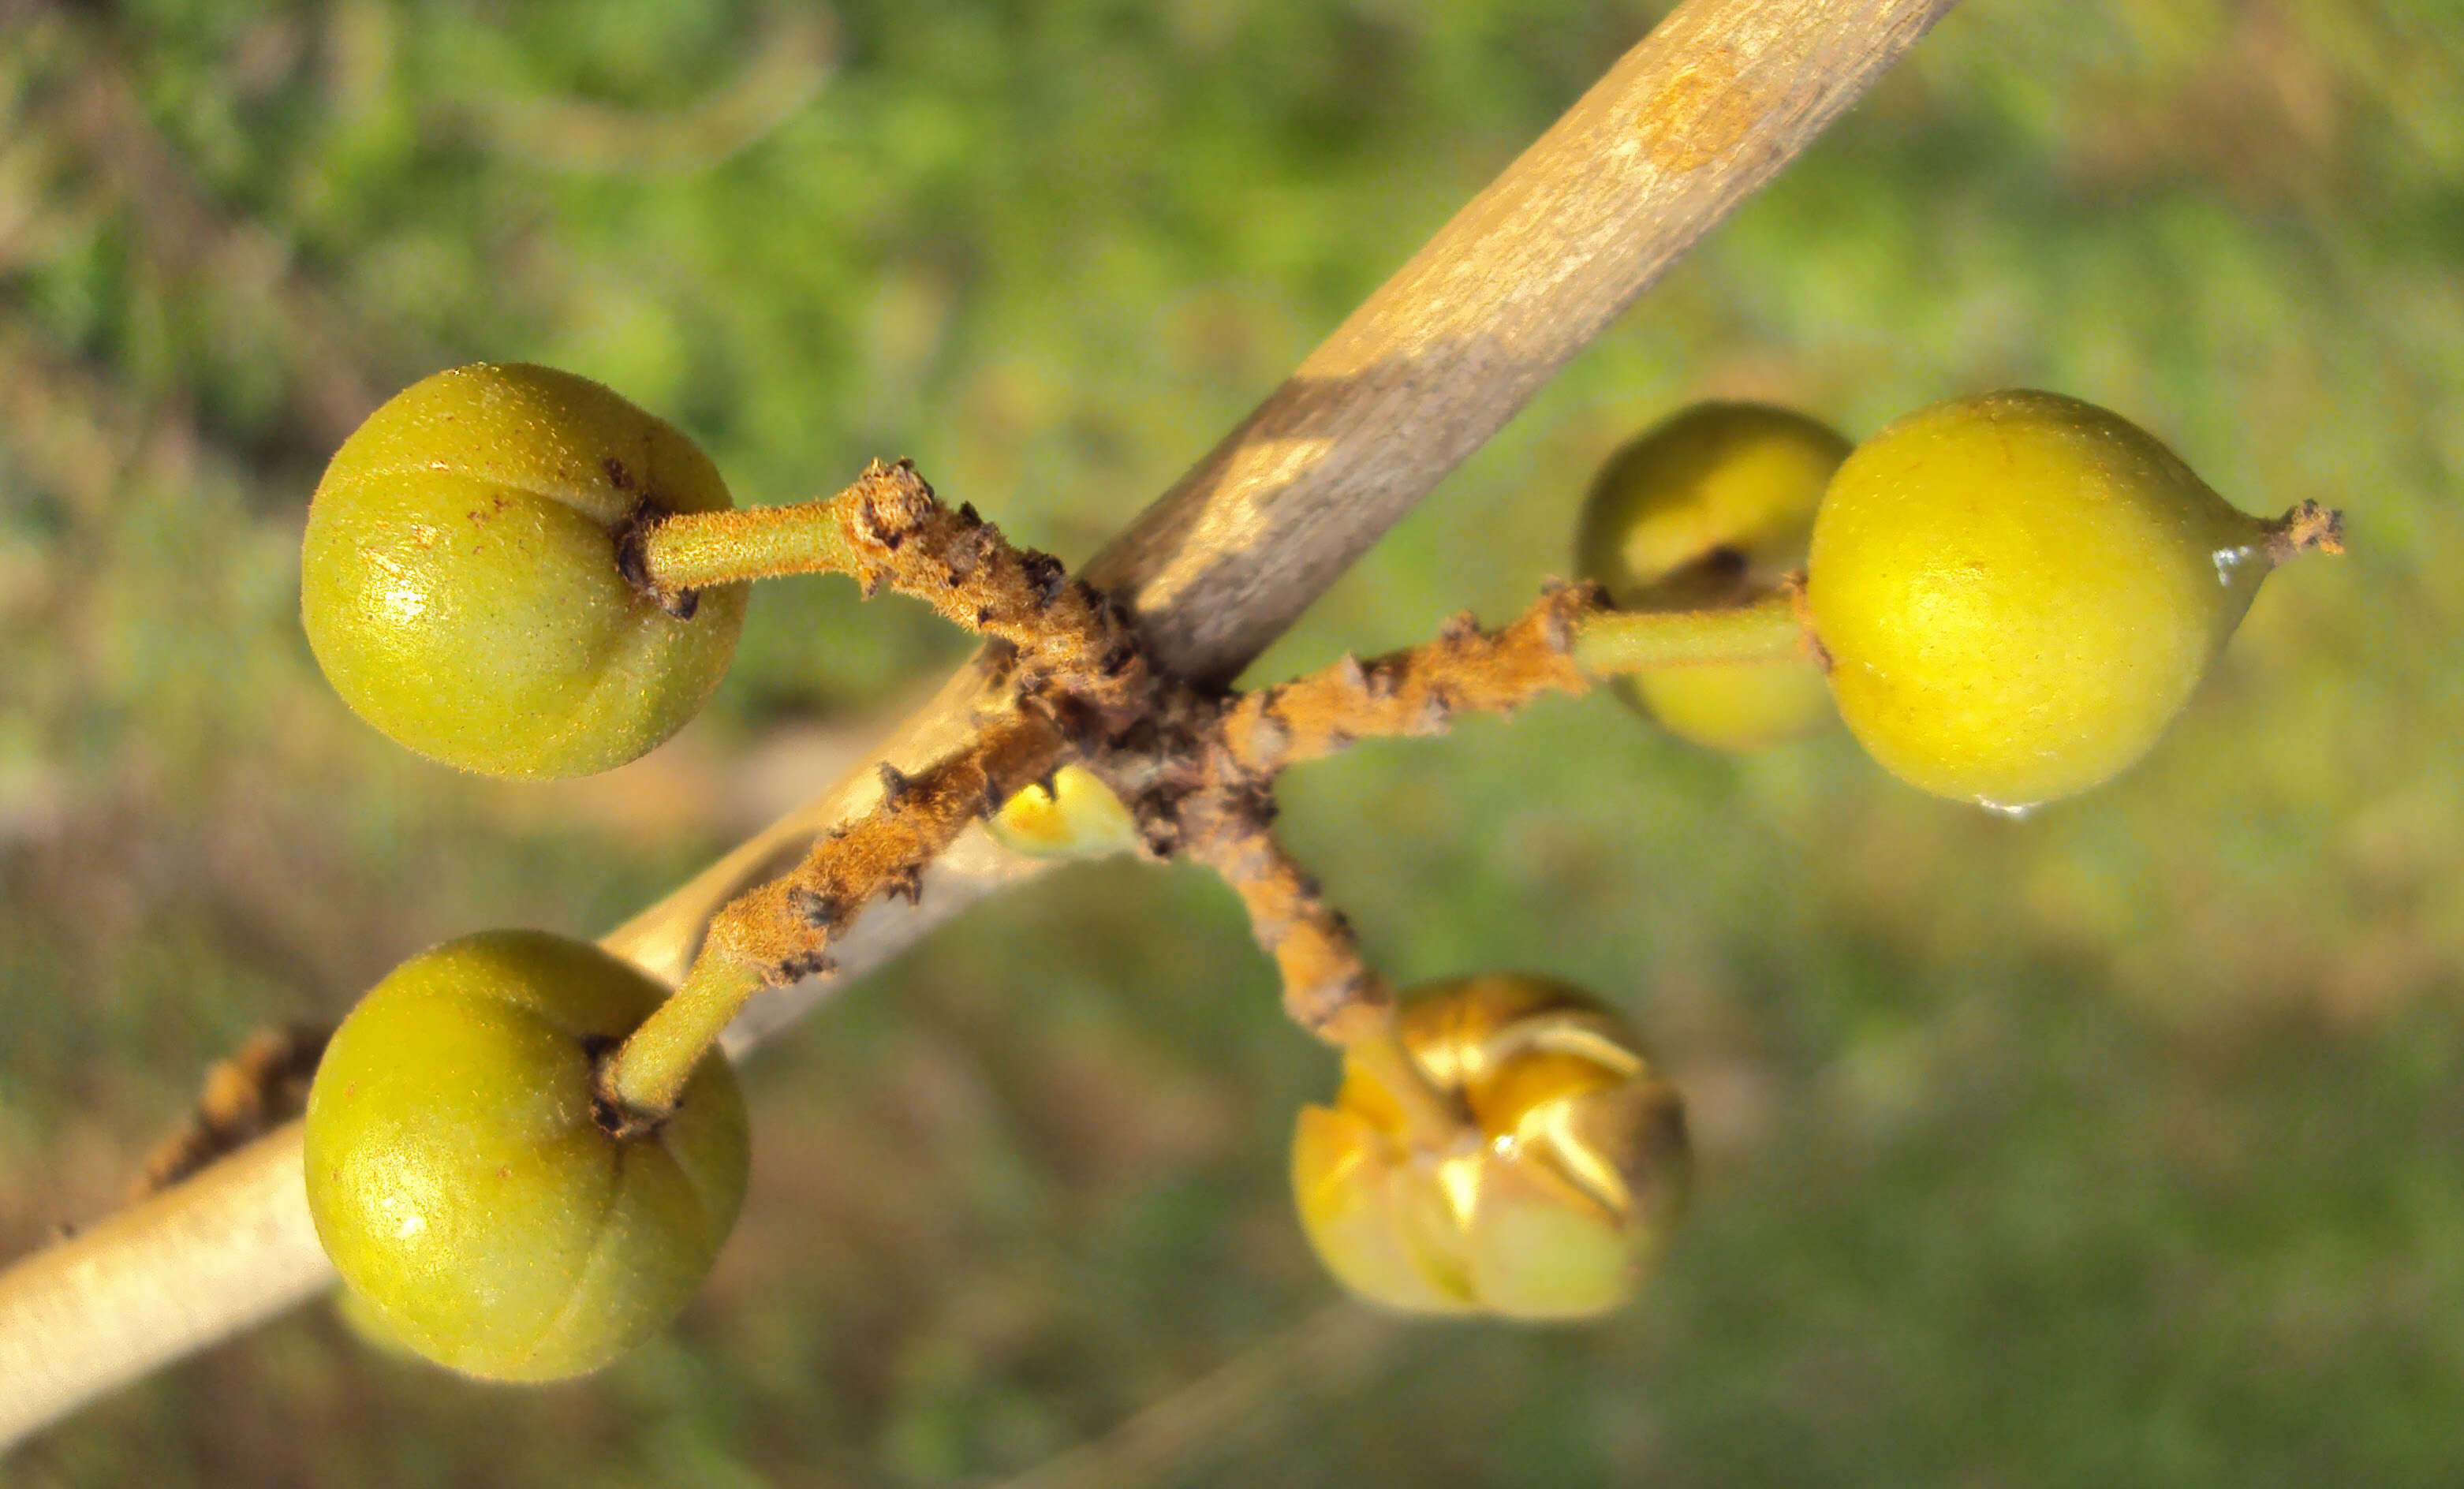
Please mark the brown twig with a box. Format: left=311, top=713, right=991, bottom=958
left=1171, top=783, right=1385, bottom=1042
left=1165, top=782, right=1474, bottom=1150
left=700, top=710, right=1075, bottom=986
left=606, top=704, right=1077, bottom=1120
left=1219, top=584, right=1603, bottom=778
left=639, top=461, right=1154, bottom=731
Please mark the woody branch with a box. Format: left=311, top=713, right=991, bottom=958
left=0, top=0, right=1960, bottom=1450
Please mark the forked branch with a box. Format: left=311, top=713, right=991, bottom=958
left=0, top=0, right=1960, bottom=1450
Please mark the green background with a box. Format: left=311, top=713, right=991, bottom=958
left=5, top=0, right=2462, bottom=1483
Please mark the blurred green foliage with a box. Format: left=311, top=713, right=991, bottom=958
left=4, top=0, right=2462, bottom=1483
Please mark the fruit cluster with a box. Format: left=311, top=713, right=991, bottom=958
left=291, top=364, right=2331, bottom=1381
left=1574, top=390, right=2339, bottom=810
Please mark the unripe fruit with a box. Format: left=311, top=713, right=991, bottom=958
left=1807, top=390, right=2275, bottom=808
left=304, top=930, right=749, bottom=1382
left=1291, top=975, right=1689, bottom=1320
left=301, top=364, right=746, bottom=778
left=1574, top=402, right=1847, bottom=750
left=985, top=766, right=1141, bottom=860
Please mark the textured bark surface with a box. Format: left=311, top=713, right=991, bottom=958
left=1219, top=585, right=1603, bottom=776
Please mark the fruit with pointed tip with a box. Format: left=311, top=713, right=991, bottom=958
left=1807, top=390, right=2305, bottom=808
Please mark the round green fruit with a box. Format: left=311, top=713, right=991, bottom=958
left=301, top=363, right=746, bottom=779
left=1574, top=401, right=1847, bottom=751
left=1807, top=390, right=2274, bottom=809
left=304, top=930, right=749, bottom=1382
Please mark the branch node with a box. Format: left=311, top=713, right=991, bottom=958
left=786, top=886, right=843, bottom=931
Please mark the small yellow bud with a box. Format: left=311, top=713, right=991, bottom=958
left=985, top=765, right=1141, bottom=860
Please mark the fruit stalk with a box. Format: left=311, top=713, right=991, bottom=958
left=1566, top=589, right=1808, bottom=678
left=1218, top=584, right=1600, bottom=775
left=600, top=954, right=768, bottom=1124
left=631, top=498, right=869, bottom=592
left=1174, top=786, right=1468, bottom=1144
left=1211, top=584, right=1816, bottom=780
left=637, top=460, right=1152, bottom=730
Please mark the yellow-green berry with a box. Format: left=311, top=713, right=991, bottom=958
left=1574, top=402, right=1846, bottom=750
left=1807, top=390, right=2277, bottom=809
left=301, top=364, right=746, bottom=778
left=304, top=930, right=749, bottom=1382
